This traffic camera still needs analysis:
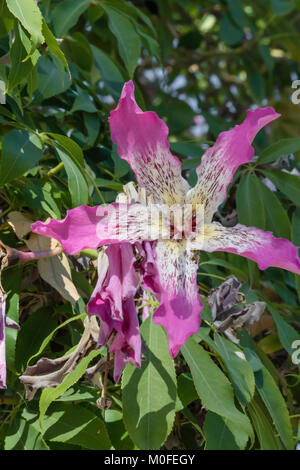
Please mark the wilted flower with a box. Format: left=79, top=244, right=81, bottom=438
left=0, top=240, right=61, bottom=388
left=207, top=275, right=266, bottom=344
left=32, top=81, right=300, bottom=379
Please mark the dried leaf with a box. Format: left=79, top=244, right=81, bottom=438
left=208, top=276, right=266, bottom=343
left=7, top=211, right=33, bottom=239
left=37, top=253, right=80, bottom=304
left=8, top=212, right=80, bottom=304
left=20, top=316, right=99, bottom=400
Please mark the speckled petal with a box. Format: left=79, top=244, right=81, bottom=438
left=186, top=108, right=280, bottom=222
left=150, top=240, right=202, bottom=358
left=109, top=81, right=189, bottom=205
left=31, top=203, right=162, bottom=255
left=192, top=222, right=300, bottom=274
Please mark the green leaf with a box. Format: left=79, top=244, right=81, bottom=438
left=182, top=337, right=253, bottom=449
left=91, top=45, right=124, bottom=99
left=138, top=28, right=161, bottom=62
left=15, top=307, right=57, bottom=372
left=39, top=349, right=100, bottom=423
left=42, top=404, right=111, bottom=450
left=176, top=373, right=198, bottom=410
left=23, top=179, right=61, bottom=218
left=219, top=14, right=243, bottom=46
left=120, top=0, right=157, bottom=36
left=236, top=173, right=266, bottom=230
left=246, top=64, right=265, bottom=102
left=260, top=169, right=300, bottom=205
left=25, top=313, right=86, bottom=368
left=101, top=4, right=141, bottom=78
left=2, top=265, right=22, bottom=373
left=111, top=143, right=130, bottom=178
left=26, top=65, right=38, bottom=98
left=55, top=384, right=98, bottom=403
left=259, top=45, right=274, bottom=74
left=122, top=316, right=177, bottom=450
left=204, top=412, right=239, bottom=450
left=170, top=141, right=204, bottom=159
left=70, top=90, right=97, bottom=114
left=154, top=96, right=195, bottom=134
left=55, top=145, right=89, bottom=207
left=237, top=173, right=290, bottom=239
left=199, top=258, right=248, bottom=281
left=0, top=129, right=43, bottom=186
left=62, top=32, right=92, bottom=72
left=258, top=333, right=283, bottom=354
left=36, top=55, right=71, bottom=100
left=258, top=178, right=291, bottom=239
left=6, top=0, right=44, bottom=49
left=257, top=138, right=300, bottom=165
left=268, top=305, right=300, bottom=363
left=51, top=0, right=90, bottom=37
left=48, top=133, right=84, bottom=167
left=255, top=364, right=294, bottom=449
left=42, top=19, right=70, bottom=75
left=7, top=25, right=34, bottom=91
left=83, top=113, right=100, bottom=148
left=5, top=416, right=48, bottom=450
left=248, top=395, right=283, bottom=450
left=105, top=409, right=135, bottom=450
left=226, top=0, right=250, bottom=28
left=17, top=23, right=39, bottom=64
left=95, top=178, right=123, bottom=192
left=292, top=208, right=300, bottom=245
left=0, top=0, right=14, bottom=38
left=272, top=0, right=295, bottom=16
left=198, top=329, right=255, bottom=406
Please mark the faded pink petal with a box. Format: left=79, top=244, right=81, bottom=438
left=109, top=81, right=189, bottom=205
left=194, top=222, right=300, bottom=274
left=89, top=297, right=141, bottom=382
left=141, top=290, right=151, bottom=322
left=146, top=240, right=202, bottom=358
left=110, top=298, right=141, bottom=382
left=186, top=107, right=280, bottom=222
left=98, top=244, right=139, bottom=321
left=88, top=244, right=141, bottom=381
left=31, top=203, right=161, bottom=255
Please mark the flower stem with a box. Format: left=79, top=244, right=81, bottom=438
left=47, top=161, right=65, bottom=176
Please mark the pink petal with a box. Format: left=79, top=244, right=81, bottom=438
left=89, top=244, right=139, bottom=321
left=196, top=222, right=300, bottom=274
left=88, top=245, right=141, bottom=382
left=110, top=298, right=142, bottom=382
left=89, top=298, right=141, bottom=383
left=0, top=296, right=6, bottom=389
left=31, top=205, right=102, bottom=255
left=109, top=81, right=189, bottom=205
left=146, top=240, right=202, bottom=358
left=31, top=203, right=160, bottom=255
left=186, top=108, right=280, bottom=222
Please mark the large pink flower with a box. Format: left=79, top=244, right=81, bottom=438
left=32, top=81, right=300, bottom=361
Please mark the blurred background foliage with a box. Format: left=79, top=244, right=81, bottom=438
left=0, top=0, right=300, bottom=451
